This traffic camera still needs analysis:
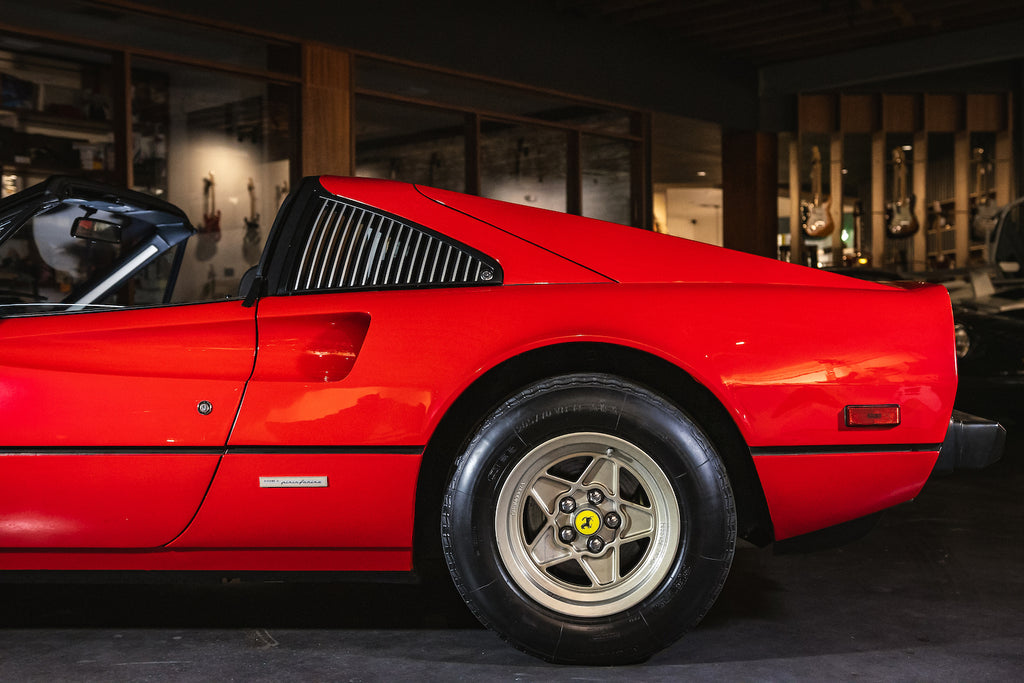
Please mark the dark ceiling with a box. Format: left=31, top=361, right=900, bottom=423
left=553, top=0, right=1024, bottom=66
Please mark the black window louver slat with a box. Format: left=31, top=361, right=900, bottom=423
left=293, top=196, right=498, bottom=292
left=405, top=231, right=424, bottom=285
left=314, top=202, right=342, bottom=289
left=427, top=240, right=441, bottom=282
left=295, top=200, right=330, bottom=290
left=382, top=223, right=406, bottom=284
left=326, top=206, right=357, bottom=287
left=347, top=213, right=369, bottom=288
left=439, top=244, right=452, bottom=283
left=415, top=238, right=429, bottom=284
left=337, top=207, right=366, bottom=288
left=370, top=218, right=396, bottom=286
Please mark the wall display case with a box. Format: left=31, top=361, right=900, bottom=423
left=353, top=56, right=646, bottom=227
left=131, top=58, right=297, bottom=302
left=0, top=45, right=117, bottom=196
left=0, top=0, right=302, bottom=305
left=790, top=93, right=1014, bottom=272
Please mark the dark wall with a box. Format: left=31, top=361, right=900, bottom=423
left=132, top=0, right=759, bottom=128
left=758, top=19, right=1024, bottom=131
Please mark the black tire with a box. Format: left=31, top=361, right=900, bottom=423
left=441, top=373, right=736, bottom=664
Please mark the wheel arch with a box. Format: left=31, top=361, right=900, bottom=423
left=413, top=341, right=774, bottom=574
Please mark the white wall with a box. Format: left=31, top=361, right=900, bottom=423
left=654, top=187, right=723, bottom=246
left=162, top=71, right=290, bottom=301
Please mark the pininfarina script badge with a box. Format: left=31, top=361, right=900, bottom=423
left=259, top=476, right=329, bottom=488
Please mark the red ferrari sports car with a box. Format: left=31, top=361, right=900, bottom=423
left=0, top=175, right=1003, bottom=664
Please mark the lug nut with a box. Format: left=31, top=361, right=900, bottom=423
left=604, top=511, right=621, bottom=529
left=587, top=489, right=604, bottom=505
left=559, top=526, right=577, bottom=544
left=559, top=497, right=576, bottom=514
left=587, top=536, right=605, bottom=553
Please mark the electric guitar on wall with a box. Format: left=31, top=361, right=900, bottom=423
left=801, top=146, right=834, bottom=238
left=200, top=171, right=222, bottom=240
left=885, top=149, right=918, bottom=238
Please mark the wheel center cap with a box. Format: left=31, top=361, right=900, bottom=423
left=573, top=509, right=602, bottom=536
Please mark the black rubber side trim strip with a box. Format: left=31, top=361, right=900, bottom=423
left=750, top=443, right=943, bottom=456
left=0, top=446, right=424, bottom=456
left=226, top=446, right=424, bottom=455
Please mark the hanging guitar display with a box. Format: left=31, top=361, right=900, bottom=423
left=801, top=145, right=834, bottom=238
left=970, top=147, right=999, bottom=242
left=243, top=177, right=262, bottom=266
left=885, top=149, right=918, bottom=238
left=200, top=171, right=222, bottom=239
left=195, top=171, right=221, bottom=262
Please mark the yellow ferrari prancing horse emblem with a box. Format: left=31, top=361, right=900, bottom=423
left=573, top=509, right=601, bottom=536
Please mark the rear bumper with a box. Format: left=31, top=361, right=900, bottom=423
left=933, top=410, right=1005, bottom=474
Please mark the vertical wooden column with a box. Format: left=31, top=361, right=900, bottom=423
left=722, top=130, right=778, bottom=258
left=829, top=133, right=844, bottom=261
left=995, top=130, right=1014, bottom=204
left=954, top=131, right=971, bottom=266
left=912, top=132, right=928, bottom=269
left=302, top=44, right=352, bottom=177
left=871, top=132, right=887, bottom=262
left=788, top=138, right=802, bottom=263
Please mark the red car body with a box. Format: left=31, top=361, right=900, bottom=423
left=0, top=175, right=999, bottom=662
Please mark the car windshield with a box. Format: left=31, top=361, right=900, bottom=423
left=0, top=209, right=182, bottom=314
left=0, top=178, right=194, bottom=316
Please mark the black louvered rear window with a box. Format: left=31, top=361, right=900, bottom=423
left=292, top=194, right=501, bottom=292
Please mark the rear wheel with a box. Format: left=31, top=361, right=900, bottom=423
left=442, top=373, right=736, bottom=664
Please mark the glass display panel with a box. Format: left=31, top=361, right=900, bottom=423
left=355, top=97, right=466, bottom=192
left=356, top=57, right=631, bottom=135
left=0, top=38, right=116, bottom=189
left=3, top=0, right=299, bottom=75
left=480, top=121, right=566, bottom=212
left=842, top=134, right=871, bottom=265
left=581, top=135, right=632, bottom=225
left=132, top=58, right=297, bottom=302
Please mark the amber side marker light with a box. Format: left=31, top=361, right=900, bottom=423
left=845, top=404, right=901, bottom=427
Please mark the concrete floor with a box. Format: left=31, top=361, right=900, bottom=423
left=0, top=438, right=1021, bottom=681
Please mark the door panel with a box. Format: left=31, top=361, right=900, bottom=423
left=171, top=452, right=420, bottom=549
left=0, top=301, right=255, bottom=548
left=0, top=454, right=220, bottom=548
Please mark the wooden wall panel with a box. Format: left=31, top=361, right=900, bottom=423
left=882, top=94, right=920, bottom=132
left=302, top=44, right=352, bottom=177
left=722, top=130, right=777, bottom=258
left=966, top=93, right=1007, bottom=132
left=839, top=94, right=878, bottom=133
left=829, top=133, right=843, bottom=256
left=923, top=94, right=962, bottom=132
left=954, top=131, right=971, bottom=266
left=871, top=132, right=886, bottom=261
left=912, top=131, right=927, bottom=267
left=788, top=138, right=802, bottom=262
left=799, top=94, right=837, bottom=133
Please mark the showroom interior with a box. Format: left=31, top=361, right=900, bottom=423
left=4, top=1, right=1024, bottom=281
left=0, top=0, right=1021, bottom=678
